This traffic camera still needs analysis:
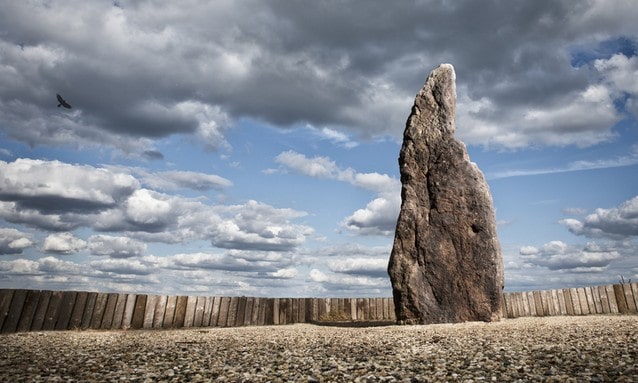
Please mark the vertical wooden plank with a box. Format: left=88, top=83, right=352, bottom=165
left=89, top=293, right=109, bottom=329
left=183, top=296, right=198, bottom=328
left=351, top=298, right=358, bottom=319
left=519, top=292, right=528, bottom=316
left=569, top=289, right=581, bottom=315
left=605, top=285, right=619, bottom=313
left=532, top=291, right=543, bottom=316
left=143, top=295, right=158, bottom=329
left=31, top=290, right=52, bottom=331
left=518, top=292, right=527, bottom=317
left=591, top=286, right=603, bottom=314
left=348, top=298, right=357, bottom=320
left=315, top=298, right=324, bottom=321
left=235, top=297, right=247, bottom=326
left=56, top=291, right=78, bottom=330
left=81, top=292, right=97, bottom=329
left=576, top=288, right=589, bottom=315
left=372, top=298, right=379, bottom=319
left=217, top=297, right=230, bottom=327
left=544, top=290, right=554, bottom=316
left=524, top=292, right=534, bottom=316
left=162, top=296, right=177, bottom=328
left=121, top=294, right=137, bottom=329
left=272, top=298, right=280, bottom=325
left=507, top=293, right=516, bottom=317
left=299, top=298, right=306, bottom=323
left=226, top=297, right=238, bottom=327
left=153, top=295, right=167, bottom=328
left=555, top=289, right=566, bottom=315
left=194, top=296, right=206, bottom=327
left=110, top=294, right=127, bottom=329
left=2, top=289, right=27, bottom=333
left=509, top=293, right=518, bottom=317
left=562, top=289, right=574, bottom=315
left=210, top=297, right=222, bottom=327
left=549, top=290, right=560, bottom=315
left=338, top=298, right=345, bottom=319
left=17, top=290, right=41, bottom=332
left=265, top=298, right=275, bottom=325
left=251, top=297, right=261, bottom=326
left=173, top=296, right=188, bottom=328
left=278, top=298, right=288, bottom=325
left=243, top=297, right=254, bottom=326
left=68, top=291, right=88, bottom=329
left=201, top=296, right=213, bottom=327
left=584, top=287, right=596, bottom=314
left=291, top=298, right=299, bottom=324
left=312, top=299, right=320, bottom=322
left=369, top=298, right=377, bottom=320
left=99, top=293, right=118, bottom=330
left=631, top=283, right=638, bottom=313
left=43, top=291, right=64, bottom=331
left=290, top=298, right=297, bottom=323
left=304, top=298, right=313, bottom=323
left=381, top=298, right=388, bottom=320
left=289, top=298, right=296, bottom=324
left=525, top=292, right=533, bottom=316
left=613, top=284, right=628, bottom=314
left=0, top=290, right=15, bottom=331
left=623, top=284, right=636, bottom=313
left=598, top=285, right=611, bottom=313
left=504, top=293, right=513, bottom=318
left=131, top=295, right=147, bottom=329
left=255, top=298, right=265, bottom=326
left=361, top=298, right=368, bottom=320
left=509, top=293, right=519, bottom=318
left=356, top=298, right=365, bottom=320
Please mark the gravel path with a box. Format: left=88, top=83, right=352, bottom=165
left=1, top=315, right=636, bottom=382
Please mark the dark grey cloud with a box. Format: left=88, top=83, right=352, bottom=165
left=519, top=240, right=621, bottom=271
left=0, top=158, right=138, bottom=216
left=0, top=159, right=311, bottom=251
left=560, top=195, right=638, bottom=239
left=0, top=228, right=33, bottom=255
left=88, top=235, right=146, bottom=258
left=327, top=257, right=388, bottom=279
left=1, top=0, right=636, bottom=153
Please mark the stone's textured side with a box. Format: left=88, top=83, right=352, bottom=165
left=388, top=64, right=504, bottom=324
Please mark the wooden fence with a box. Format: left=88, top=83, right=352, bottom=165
left=1, top=283, right=637, bottom=334
left=0, top=290, right=395, bottom=334
left=501, top=283, right=638, bottom=318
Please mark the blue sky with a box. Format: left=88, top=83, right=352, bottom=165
left=0, top=0, right=637, bottom=297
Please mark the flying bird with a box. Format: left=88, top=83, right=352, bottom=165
left=56, top=93, right=72, bottom=109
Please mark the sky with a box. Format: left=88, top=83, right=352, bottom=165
left=0, top=0, right=637, bottom=298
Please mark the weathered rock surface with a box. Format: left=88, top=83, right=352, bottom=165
left=388, top=64, right=504, bottom=324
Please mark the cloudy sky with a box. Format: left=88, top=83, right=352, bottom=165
left=1, top=0, right=637, bottom=297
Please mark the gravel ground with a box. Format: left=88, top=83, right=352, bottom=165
left=1, top=315, right=636, bottom=382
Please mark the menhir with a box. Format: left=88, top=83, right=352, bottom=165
left=388, top=64, right=504, bottom=324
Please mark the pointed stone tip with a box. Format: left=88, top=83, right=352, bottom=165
left=435, top=63, right=456, bottom=83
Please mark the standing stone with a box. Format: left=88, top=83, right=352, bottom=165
left=388, top=64, right=504, bottom=324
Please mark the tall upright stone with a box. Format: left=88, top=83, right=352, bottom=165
left=388, top=64, right=504, bottom=324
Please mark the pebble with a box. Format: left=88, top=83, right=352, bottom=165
left=0, top=316, right=636, bottom=382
